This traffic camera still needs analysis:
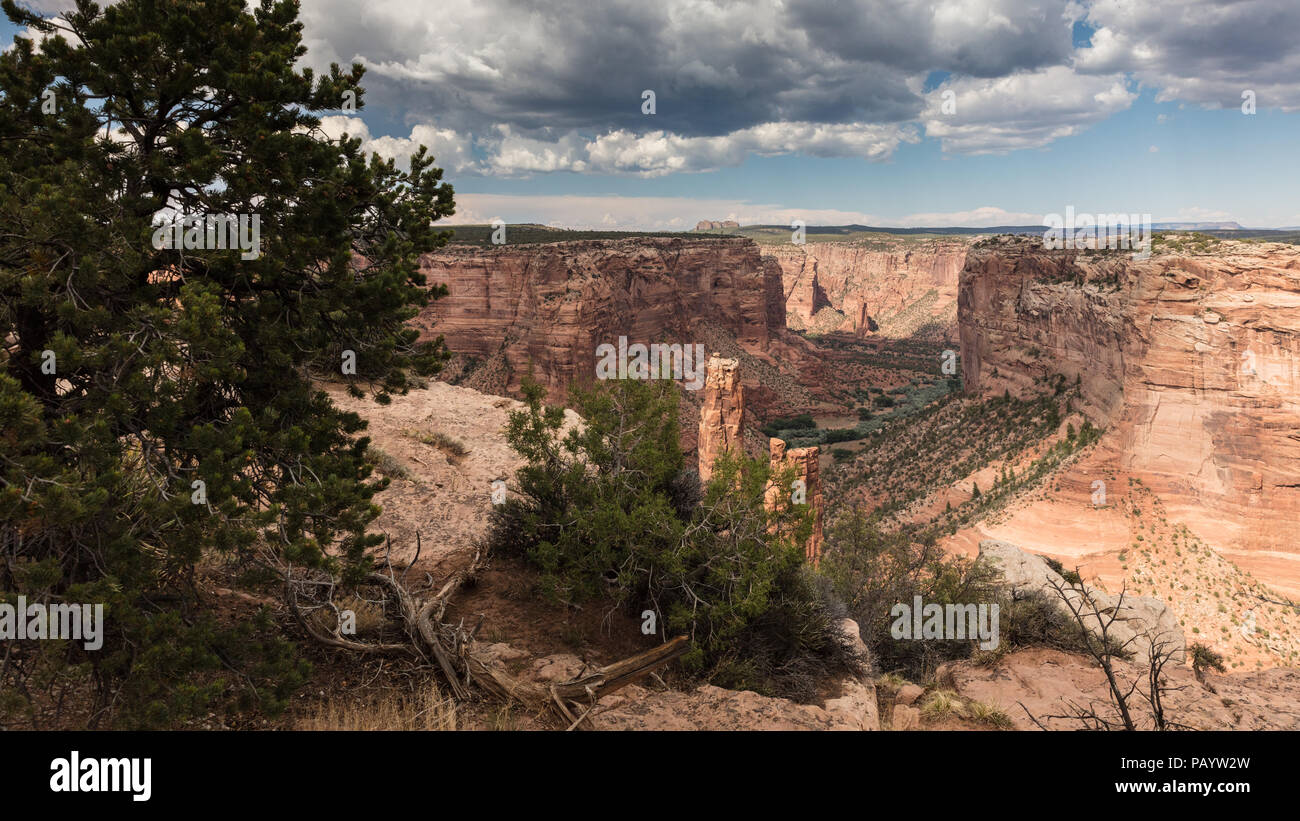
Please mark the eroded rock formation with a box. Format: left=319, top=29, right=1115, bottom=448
left=767, top=438, right=824, bottom=564
left=697, top=353, right=744, bottom=482
left=696, top=355, right=825, bottom=563
left=958, top=238, right=1300, bottom=564
left=694, top=220, right=740, bottom=230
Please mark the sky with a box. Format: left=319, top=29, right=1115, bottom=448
left=7, top=0, right=1300, bottom=229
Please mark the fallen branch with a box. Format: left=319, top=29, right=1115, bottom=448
left=282, top=541, right=689, bottom=724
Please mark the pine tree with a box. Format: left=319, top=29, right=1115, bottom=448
left=0, top=0, right=454, bottom=727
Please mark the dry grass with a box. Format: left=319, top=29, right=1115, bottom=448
left=919, top=689, right=965, bottom=719
left=365, top=445, right=413, bottom=480
left=403, top=428, right=470, bottom=461
left=305, top=594, right=387, bottom=637
left=966, top=699, right=1014, bottom=729
left=297, top=683, right=458, bottom=731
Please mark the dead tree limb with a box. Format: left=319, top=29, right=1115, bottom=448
left=281, top=541, right=689, bottom=723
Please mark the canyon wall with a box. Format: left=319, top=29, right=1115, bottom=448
left=959, top=237, right=1300, bottom=557
left=412, top=237, right=787, bottom=405
left=768, top=241, right=969, bottom=338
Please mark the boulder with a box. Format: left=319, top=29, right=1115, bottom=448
left=824, top=678, right=880, bottom=731
left=891, top=703, right=920, bottom=730
left=978, top=539, right=1185, bottom=662
left=895, top=683, right=924, bottom=706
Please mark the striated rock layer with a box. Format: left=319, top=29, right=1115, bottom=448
left=768, top=240, right=970, bottom=337
left=412, top=237, right=788, bottom=405
left=959, top=237, right=1300, bottom=564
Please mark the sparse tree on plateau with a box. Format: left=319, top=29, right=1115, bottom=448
left=0, top=0, right=454, bottom=727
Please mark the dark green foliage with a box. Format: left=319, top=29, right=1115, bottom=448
left=488, top=378, right=855, bottom=698
left=821, top=511, right=991, bottom=679
left=0, top=0, right=452, bottom=726
left=1190, top=642, right=1226, bottom=677
left=822, top=428, right=860, bottom=444
left=1044, top=557, right=1083, bottom=587
left=759, top=412, right=815, bottom=438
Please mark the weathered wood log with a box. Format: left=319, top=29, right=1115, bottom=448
left=286, top=554, right=690, bottom=724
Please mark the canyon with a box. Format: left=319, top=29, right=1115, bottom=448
left=413, top=231, right=1300, bottom=608
left=958, top=237, right=1300, bottom=601
left=956, top=237, right=1300, bottom=633
left=342, top=228, right=1300, bottom=727
left=767, top=239, right=969, bottom=339
left=412, top=236, right=858, bottom=459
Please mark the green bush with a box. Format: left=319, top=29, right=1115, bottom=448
left=759, top=413, right=816, bottom=438
left=488, top=378, right=855, bottom=698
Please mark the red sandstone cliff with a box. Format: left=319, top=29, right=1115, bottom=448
left=768, top=241, right=969, bottom=338
left=958, top=236, right=1300, bottom=563
left=412, top=237, right=788, bottom=405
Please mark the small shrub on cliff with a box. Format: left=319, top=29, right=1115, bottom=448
left=488, top=377, right=855, bottom=698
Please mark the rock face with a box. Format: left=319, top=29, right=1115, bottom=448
left=591, top=679, right=878, bottom=731
left=949, top=646, right=1300, bottom=730
left=695, top=220, right=740, bottom=230
left=412, top=237, right=786, bottom=405
left=767, top=438, right=824, bottom=563
left=978, top=539, right=1185, bottom=662
left=697, top=354, right=745, bottom=482
left=321, top=380, right=581, bottom=568
left=769, top=241, right=970, bottom=337
left=696, top=356, right=826, bottom=562
left=959, top=238, right=1300, bottom=564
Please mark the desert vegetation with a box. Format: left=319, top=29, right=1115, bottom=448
left=487, top=377, right=856, bottom=699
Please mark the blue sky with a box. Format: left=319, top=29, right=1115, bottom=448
left=8, top=0, right=1300, bottom=228
left=454, top=92, right=1298, bottom=227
